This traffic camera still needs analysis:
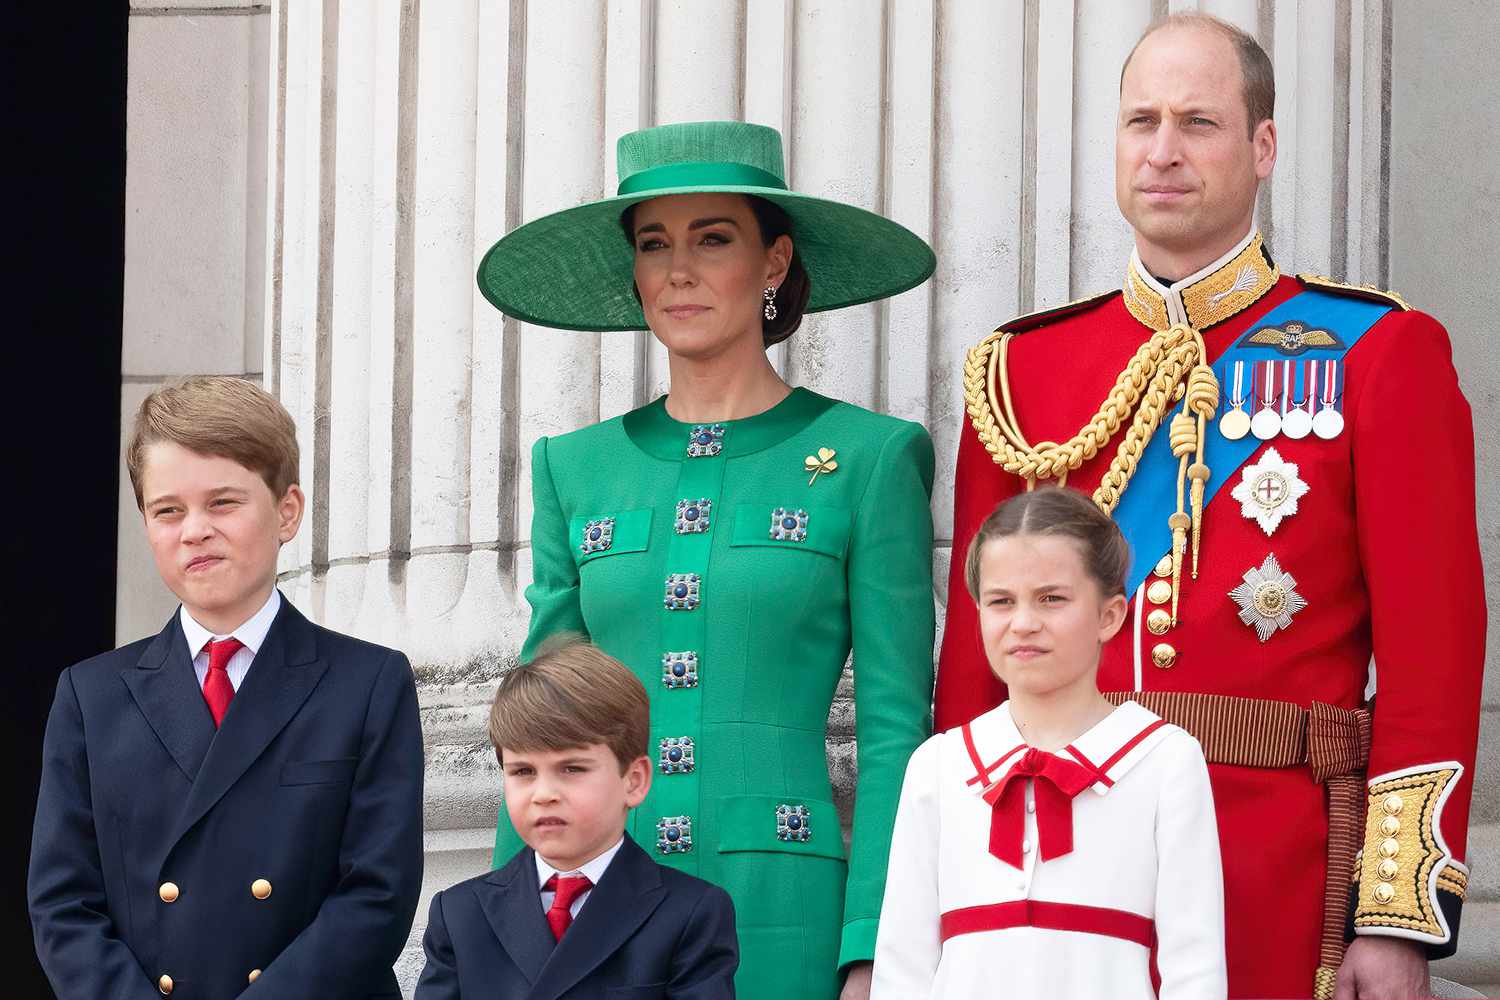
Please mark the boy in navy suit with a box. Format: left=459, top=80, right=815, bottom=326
left=415, top=640, right=738, bottom=999
left=28, top=376, right=423, bottom=998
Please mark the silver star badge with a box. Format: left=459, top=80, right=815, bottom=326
left=1229, top=554, right=1308, bottom=642
left=1231, top=447, right=1310, bottom=536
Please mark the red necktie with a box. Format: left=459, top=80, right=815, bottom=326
left=983, top=747, right=1099, bottom=869
left=543, top=874, right=593, bottom=941
left=202, top=637, right=243, bottom=727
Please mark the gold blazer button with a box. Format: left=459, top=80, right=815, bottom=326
left=251, top=878, right=273, bottom=900
left=158, top=974, right=174, bottom=995
left=158, top=882, right=179, bottom=903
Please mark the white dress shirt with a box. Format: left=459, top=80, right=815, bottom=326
left=180, top=590, right=282, bottom=694
left=534, top=836, right=624, bottom=920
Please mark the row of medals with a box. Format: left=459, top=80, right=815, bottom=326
left=1218, top=358, right=1344, bottom=441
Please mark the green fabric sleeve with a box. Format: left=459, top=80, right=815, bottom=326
left=838, top=420, right=936, bottom=969
left=521, top=435, right=589, bottom=659
left=493, top=435, right=592, bottom=867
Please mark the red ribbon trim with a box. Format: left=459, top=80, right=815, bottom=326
left=939, top=899, right=1156, bottom=949
left=1094, top=718, right=1169, bottom=777
left=962, top=722, right=1025, bottom=788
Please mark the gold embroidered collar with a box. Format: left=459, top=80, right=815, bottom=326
left=1122, top=230, right=1280, bottom=331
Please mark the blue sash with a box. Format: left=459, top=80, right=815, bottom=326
left=1116, top=289, right=1390, bottom=595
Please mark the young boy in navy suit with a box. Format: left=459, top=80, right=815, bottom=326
left=416, top=640, right=738, bottom=999
left=28, top=376, right=423, bottom=998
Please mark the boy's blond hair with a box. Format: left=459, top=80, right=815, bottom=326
left=489, top=637, right=650, bottom=772
left=126, top=376, right=299, bottom=509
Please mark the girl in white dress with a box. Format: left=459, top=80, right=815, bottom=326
left=872, top=488, right=1226, bottom=999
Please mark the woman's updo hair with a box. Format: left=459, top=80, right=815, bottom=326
left=620, top=194, right=812, bottom=347
left=963, top=487, right=1130, bottom=601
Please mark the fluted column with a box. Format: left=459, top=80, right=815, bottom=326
left=224, top=2, right=1454, bottom=993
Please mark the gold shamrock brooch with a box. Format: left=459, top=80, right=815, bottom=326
left=804, top=447, right=838, bottom=485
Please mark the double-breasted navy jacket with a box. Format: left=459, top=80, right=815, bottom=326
left=416, top=836, right=738, bottom=1000
left=28, top=595, right=424, bottom=999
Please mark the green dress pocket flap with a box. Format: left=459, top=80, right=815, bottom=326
left=715, top=794, right=846, bottom=860
left=728, top=504, right=852, bottom=560
left=570, top=507, right=653, bottom=565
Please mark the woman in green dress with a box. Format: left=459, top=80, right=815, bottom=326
left=476, top=120, right=936, bottom=1000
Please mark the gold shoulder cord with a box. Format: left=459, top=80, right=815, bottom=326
left=965, top=325, right=1219, bottom=623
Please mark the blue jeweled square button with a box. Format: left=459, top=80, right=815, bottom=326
left=686, top=424, right=726, bottom=458
left=656, top=815, right=693, bottom=854
left=674, top=498, right=712, bottom=534
left=776, top=803, right=811, bottom=842
left=663, top=573, right=701, bottom=610
left=769, top=507, right=808, bottom=542
left=658, top=737, right=696, bottom=774
left=662, top=651, right=699, bottom=688
left=579, top=517, right=615, bottom=554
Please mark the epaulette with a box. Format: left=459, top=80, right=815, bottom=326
left=1296, top=273, right=1412, bottom=312
left=998, top=288, right=1120, bottom=334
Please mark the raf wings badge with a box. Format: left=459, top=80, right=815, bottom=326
left=1241, top=320, right=1345, bottom=356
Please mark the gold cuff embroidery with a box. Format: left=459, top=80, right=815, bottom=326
left=1435, top=863, right=1468, bottom=901
left=1353, top=766, right=1459, bottom=940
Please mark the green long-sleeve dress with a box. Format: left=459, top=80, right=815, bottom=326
left=493, top=386, right=935, bottom=997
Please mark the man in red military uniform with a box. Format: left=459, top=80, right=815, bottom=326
left=936, top=13, right=1484, bottom=1000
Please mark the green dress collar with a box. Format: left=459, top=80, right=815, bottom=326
left=623, top=386, right=836, bottom=460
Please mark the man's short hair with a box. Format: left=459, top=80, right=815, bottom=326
left=126, top=376, right=300, bottom=510
left=489, top=637, right=650, bottom=772
left=1120, top=12, right=1275, bottom=138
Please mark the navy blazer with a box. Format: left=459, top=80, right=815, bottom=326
left=415, top=837, right=737, bottom=1000
left=28, top=596, right=424, bottom=999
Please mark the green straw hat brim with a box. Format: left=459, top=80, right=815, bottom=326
left=476, top=185, right=936, bottom=332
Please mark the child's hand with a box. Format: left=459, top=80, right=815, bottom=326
left=840, top=961, right=872, bottom=1000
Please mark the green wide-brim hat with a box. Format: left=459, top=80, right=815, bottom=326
left=476, top=120, right=936, bottom=331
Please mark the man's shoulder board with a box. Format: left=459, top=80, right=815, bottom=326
left=997, top=289, right=1120, bottom=334
left=1295, top=273, right=1412, bottom=312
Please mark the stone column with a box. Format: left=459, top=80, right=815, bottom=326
left=119, top=0, right=270, bottom=639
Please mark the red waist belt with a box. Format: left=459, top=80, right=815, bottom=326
left=940, top=900, right=1155, bottom=949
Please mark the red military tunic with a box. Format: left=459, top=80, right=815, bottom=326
left=935, top=230, right=1485, bottom=999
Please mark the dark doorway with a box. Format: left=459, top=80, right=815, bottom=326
left=2, top=6, right=127, bottom=998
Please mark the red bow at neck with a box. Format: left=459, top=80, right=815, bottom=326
left=982, top=747, right=1099, bottom=870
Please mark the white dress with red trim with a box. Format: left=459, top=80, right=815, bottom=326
left=871, top=699, right=1226, bottom=1000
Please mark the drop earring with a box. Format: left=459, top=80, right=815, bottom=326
left=763, top=285, right=779, bottom=322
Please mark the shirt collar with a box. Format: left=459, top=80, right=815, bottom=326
left=535, top=835, right=625, bottom=890
left=1122, top=228, right=1280, bottom=331
left=179, top=589, right=282, bottom=661
left=964, top=699, right=1172, bottom=798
